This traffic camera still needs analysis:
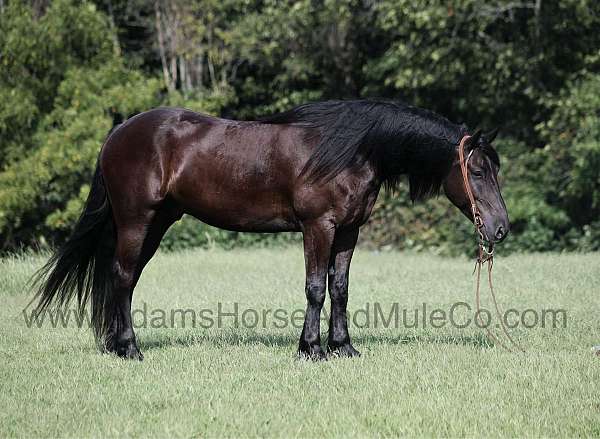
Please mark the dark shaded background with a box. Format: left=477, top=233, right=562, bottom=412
left=0, top=0, right=598, bottom=254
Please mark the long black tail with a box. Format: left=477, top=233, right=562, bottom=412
left=31, top=161, right=116, bottom=342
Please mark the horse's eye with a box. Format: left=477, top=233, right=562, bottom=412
left=472, top=170, right=484, bottom=178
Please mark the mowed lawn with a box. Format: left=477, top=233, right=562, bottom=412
left=1, top=248, right=599, bottom=437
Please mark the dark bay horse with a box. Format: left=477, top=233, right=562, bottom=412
left=34, top=100, right=509, bottom=360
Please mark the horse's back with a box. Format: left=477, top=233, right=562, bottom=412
left=166, top=110, right=309, bottom=231
left=100, top=107, right=309, bottom=232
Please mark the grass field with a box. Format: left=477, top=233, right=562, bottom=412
left=1, top=248, right=599, bottom=437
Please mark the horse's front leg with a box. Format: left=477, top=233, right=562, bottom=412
left=298, top=220, right=335, bottom=360
left=327, top=227, right=361, bottom=357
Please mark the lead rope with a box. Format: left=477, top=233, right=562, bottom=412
left=486, top=258, right=525, bottom=352
left=458, top=135, right=524, bottom=353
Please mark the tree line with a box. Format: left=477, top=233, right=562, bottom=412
left=0, top=0, right=599, bottom=254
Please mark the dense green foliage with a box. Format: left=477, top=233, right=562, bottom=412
left=0, top=0, right=598, bottom=253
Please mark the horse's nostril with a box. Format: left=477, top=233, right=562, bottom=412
left=495, top=226, right=505, bottom=240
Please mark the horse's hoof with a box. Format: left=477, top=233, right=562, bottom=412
left=298, top=345, right=327, bottom=361
left=328, top=343, right=361, bottom=358
left=116, top=342, right=144, bottom=361
left=102, top=335, right=117, bottom=354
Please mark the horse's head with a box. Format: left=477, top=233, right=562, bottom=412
left=443, top=129, right=509, bottom=243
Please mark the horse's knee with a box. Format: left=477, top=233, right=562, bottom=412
left=331, top=276, right=348, bottom=296
left=328, top=273, right=349, bottom=304
left=306, top=280, right=326, bottom=306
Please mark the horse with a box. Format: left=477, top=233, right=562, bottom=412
left=33, top=99, right=509, bottom=360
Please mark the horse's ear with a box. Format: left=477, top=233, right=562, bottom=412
left=485, top=127, right=499, bottom=143
left=469, top=129, right=482, bottom=148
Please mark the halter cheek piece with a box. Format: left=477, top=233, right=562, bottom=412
left=457, top=135, right=492, bottom=261
left=457, top=134, right=524, bottom=352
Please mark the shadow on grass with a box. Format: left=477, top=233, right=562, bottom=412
left=139, top=330, right=297, bottom=351
left=139, top=330, right=493, bottom=352
left=355, top=332, right=493, bottom=348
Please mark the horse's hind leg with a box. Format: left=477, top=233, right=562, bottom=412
left=106, top=206, right=180, bottom=359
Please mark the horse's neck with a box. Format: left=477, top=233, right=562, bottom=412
left=372, top=121, right=460, bottom=196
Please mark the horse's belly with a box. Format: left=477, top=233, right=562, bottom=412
left=172, top=184, right=300, bottom=233
left=190, top=212, right=299, bottom=233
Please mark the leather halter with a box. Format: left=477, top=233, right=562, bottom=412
left=458, top=135, right=492, bottom=261
left=457, top=134, right=524, bottom=352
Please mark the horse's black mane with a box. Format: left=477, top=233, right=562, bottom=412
left=261, top=99, right=497, bottom=201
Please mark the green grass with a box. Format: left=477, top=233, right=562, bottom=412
left=1, top=248, right=599, bottom=437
